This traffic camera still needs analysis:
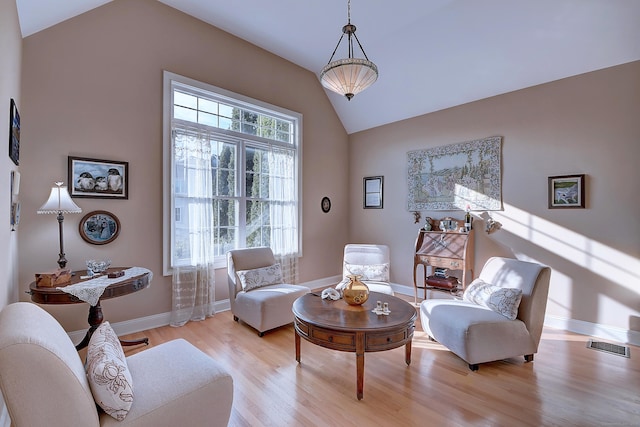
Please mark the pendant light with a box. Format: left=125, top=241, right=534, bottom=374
left=320, top=0, right=378, bottom=100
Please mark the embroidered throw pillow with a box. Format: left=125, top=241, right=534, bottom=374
left=85, top=321, right=134, bottom=421
left=463, top=278, right=523, bottom=320
left=237, top=263, right=283, bottom=291
left=343, top=262, right=389, bottom=282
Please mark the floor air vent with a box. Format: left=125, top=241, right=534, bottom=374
left=586, top=340, right=630, bottom=358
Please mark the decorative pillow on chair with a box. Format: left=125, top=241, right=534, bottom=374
left=236, top=263, right=283, bottom=291
left=343, top=262, right=389, bottom=282
left=463, top=279, right=523, bottom=320
left=85, top=321, right=134, bottom=421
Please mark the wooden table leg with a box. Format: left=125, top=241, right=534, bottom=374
left=405, top=340, right=413, bottom=366
left=295, top=328, right=301, bottom=363
left=356, top=332, right=365, bottom=400
left=75, top=301, right=148, bottom=350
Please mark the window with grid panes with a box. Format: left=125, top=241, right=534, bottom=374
left=163, top=72, right=302, bottom=273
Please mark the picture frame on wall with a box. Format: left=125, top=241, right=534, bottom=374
left=363, top=176, right=383, bottom=209
left=68, top=156, right=128, bottom=199
left=79, top=210, right=121, bottom=245
left=548, top=174, right=585, bottom=209
left=9, top=99, right=20, bottom=166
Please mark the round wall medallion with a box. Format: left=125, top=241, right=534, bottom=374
left=79, top=210, right=120, bottom=245
left=321, top=196, right=331, bottom=213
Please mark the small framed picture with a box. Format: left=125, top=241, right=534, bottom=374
left=79, top=210, right=121, bottom=245
left=68, top=156, right=128, bottom=199
left=548, top=174, right=585, bottom=209
left=9, top=99, right=20, bottom=166
left=363, top=176, right=383, bottom=209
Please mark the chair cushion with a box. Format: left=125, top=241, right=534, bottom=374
left=236, top=263, right=283, bottom=291
left=463, top=278, right=523, bottom=320
left=343, top=262, right=389, bottom=282
left=85, top=321, right=134, bottom=421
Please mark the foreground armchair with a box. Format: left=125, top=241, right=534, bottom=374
left=420, top=257, right=551, bottom=371
left=0, top=302, right=233, bottom=427
left=227, top=247, right=309, bottom=336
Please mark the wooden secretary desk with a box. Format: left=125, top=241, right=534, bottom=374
left=413, top=218, right=474, bottom=304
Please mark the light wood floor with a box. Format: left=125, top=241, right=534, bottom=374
left=121, top=296, right=639, bottom=427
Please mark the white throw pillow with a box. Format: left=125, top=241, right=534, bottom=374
left=85, top=321, right=134, bottom=421
left=463, top=278, right=523, bottom=320
left=343, top=262, right=389, bottom=282
left=236, top=263, right=283, bottom=291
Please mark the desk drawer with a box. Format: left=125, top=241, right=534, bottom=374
left=366, top=330, right=410, bottom=351
left=427, top=256, right=463, bottom=269
left=311, top=329, right=355, bottom=346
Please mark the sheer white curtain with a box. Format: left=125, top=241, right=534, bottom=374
left=268, top=144, right=299, bottom=283
left=170, top=127, right=216, bottom=327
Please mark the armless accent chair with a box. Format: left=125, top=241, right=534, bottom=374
left=336, top=244, right=395, bottom=295
left=420, top=257, right=551, bottom=371
left=0, top=302, right=233, bottom=427
left=227, top=247, right=309, bottom=336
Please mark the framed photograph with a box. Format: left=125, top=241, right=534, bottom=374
left=9, top=99, right=20, bottom=166
left=363, top=176, right=383, bottom=209
left=68, top=156, right=128, bottom=199
left=548, top=174, right=585, bottom=209
left=79, top=210, right=120, bottom=245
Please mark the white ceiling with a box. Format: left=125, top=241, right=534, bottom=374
left=16, top=0, right=640, bottom=134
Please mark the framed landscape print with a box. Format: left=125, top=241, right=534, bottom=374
left=548, top=174, right=585, bottom=209
left=9, top=99, right=19, bottom=166
left=68, top=156, right=128, bottom=199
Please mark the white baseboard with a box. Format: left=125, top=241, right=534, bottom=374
left=544, top=315, right=640, bottom=347
left=67, top=279, right=639, bottom=349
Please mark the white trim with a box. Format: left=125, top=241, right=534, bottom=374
left=544, top=315, right=640, bottom=347
left=67, top=278, right=640, bottom=348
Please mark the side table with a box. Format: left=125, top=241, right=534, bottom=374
left=28, top=267, right=151, bottom=350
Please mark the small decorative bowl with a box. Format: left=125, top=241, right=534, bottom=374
left=86, top=259, right=111, bottom=274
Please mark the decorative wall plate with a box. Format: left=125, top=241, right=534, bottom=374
left=321, top=196, right=331, bottom=213
left=79, top=210, right=120, bottom=245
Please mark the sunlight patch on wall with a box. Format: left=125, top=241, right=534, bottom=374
left=489, top=204, right=640, bottom=292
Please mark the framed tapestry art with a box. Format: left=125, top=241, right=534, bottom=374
left=68, top=156, right=128, bottom=199
left=407, top=136, right=502, bottom=211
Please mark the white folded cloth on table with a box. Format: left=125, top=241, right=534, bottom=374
left=57, top=267, right=152, bottom=306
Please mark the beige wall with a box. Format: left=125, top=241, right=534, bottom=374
left=349, top=61, right=640, bottom=335
left=19, top=0, right=349, bottom=331
left=0, top=0, right=22, bottom=309
left=15, top=0, right=640, bottom=340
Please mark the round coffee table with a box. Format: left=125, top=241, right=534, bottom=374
left=292, top=291, right=416, bottom=400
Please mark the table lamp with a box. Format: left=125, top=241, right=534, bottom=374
left=37, top=181, right=82, bottom=269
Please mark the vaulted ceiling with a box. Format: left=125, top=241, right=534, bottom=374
left=16, top=0, right=640, bottom=134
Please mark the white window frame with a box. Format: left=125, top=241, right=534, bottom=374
left=162, top=71, right=303, bottom=275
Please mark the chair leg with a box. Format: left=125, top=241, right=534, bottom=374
left=258, top=331, right=265, bottom=337
left=524, top=354, right=534, bottom=362
left=469, top=364, right=479, bottom=371
left=233, top=315, right=238, bottom=322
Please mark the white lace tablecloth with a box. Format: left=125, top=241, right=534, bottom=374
left=57, top=267, right=153, bottom=306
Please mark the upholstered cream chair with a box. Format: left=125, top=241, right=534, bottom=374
left=420, top=257, right=551, bottom=371
left=227, top=247, right=309, bottom=336
left=336, top=244, right=395, bottom=295
left=0, top=302, right=233, bottom=427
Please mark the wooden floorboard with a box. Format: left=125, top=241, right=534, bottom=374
left=120, top=296, right=640, bottom=427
